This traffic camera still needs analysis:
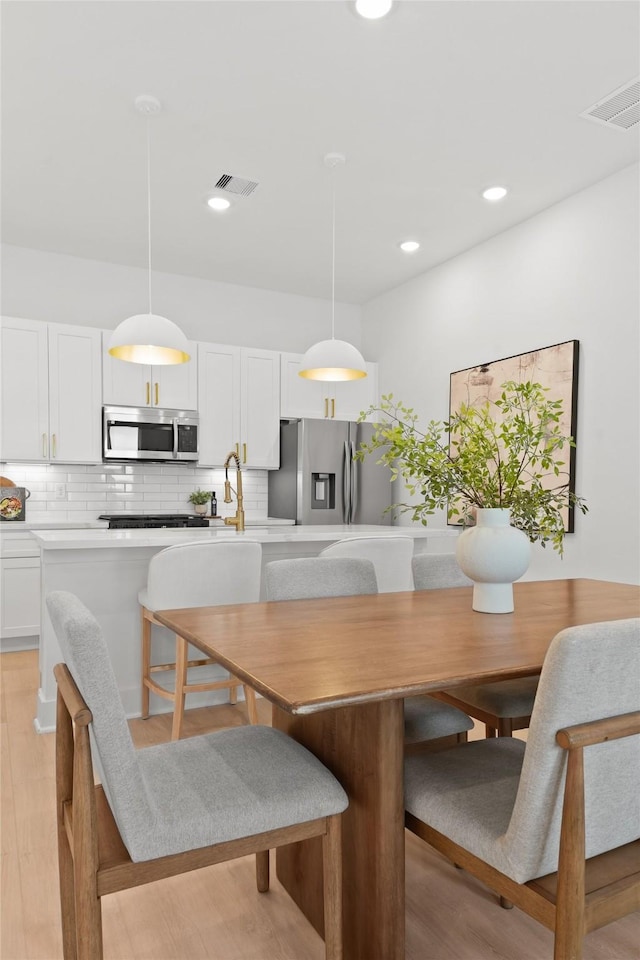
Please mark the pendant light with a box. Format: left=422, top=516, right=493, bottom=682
left=109, top=95, right=190, bottom=365
left=299, top=153, right=367, bottom=382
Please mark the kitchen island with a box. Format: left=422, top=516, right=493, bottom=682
left=32, top=524, right=455, bottom=731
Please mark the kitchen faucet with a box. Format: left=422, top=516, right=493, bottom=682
left=223, top=451, right=245, bottom=532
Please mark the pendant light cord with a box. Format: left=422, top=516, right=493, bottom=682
left=146, top=115, right=153, bottom=315
left=331, top=167, right=336, bottom=341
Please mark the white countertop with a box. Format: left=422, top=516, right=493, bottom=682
left=2, top=516, right=293, bottom=533
left=31, top=524, right=445, bottom=550
left=1, top=520, right=107, bottom=531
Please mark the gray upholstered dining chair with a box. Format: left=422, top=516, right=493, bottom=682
left=140, top=539, right=262, bottom=739
left=319, top=535, right=415, bottom=592
left=48, top=590, right=347, bottom=960
left=265, top=556, right=474, bottom=750
left=412, top=553, right=538, bottom=737
left=265, top=555, right=378, bottom=600
left=404, top=617, right=640, bottom=959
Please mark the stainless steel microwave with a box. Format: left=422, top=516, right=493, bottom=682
left=102, top=405, right=199, bottom=462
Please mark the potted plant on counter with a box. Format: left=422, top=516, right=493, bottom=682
left=188, top=489, right=212, bottom=516
left=357, top=380, right=588, bottom=613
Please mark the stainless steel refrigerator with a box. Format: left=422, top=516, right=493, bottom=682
left=268, top=419, right=392, bottom=525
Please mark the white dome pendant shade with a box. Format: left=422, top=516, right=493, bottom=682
left=109, top=95, right=190, bottom=366
left=108, top=314, right=190, bottom=365
left=299, top=154, right=367, bottom=383
left=299, top=339, right=367, bottom=381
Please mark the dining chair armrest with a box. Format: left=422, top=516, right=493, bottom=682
left=54, top=662, right=93, bottom=726
left=556, top=711, right=640, bottom=750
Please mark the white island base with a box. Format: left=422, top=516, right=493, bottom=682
left=33, top=524, right=456, bottom=732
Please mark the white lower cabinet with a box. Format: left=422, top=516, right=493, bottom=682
left=197, top=343, right=280, bottom=468
left=0, top=532, right=40, bottom=647
left=0, top=317, right=102, bottom=463
left=102, top=331, right=198, bottom=410
left=280, top=352, right=379, bottom=421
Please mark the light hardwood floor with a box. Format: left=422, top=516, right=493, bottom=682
left=1, top=650, right=638, bottom=960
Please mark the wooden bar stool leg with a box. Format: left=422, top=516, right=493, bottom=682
left=485, top=724, right=497, bottom=738
left=228, top=677, right=238, bottom=705
left=171, top=635, right=189, bottom=741
left=498, top=718, right=513, bottom=737
left=244, top=685, right=259, bottom=725
left=141, top=609, right=151, bottom=720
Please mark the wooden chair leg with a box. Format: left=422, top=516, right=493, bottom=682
left=56, top=693, right=78, bottom=960
left=73, top=724, right=103, bottom=960
left=58, top=821, right=78, bottom=959
left=497, top=718, right=513, bottom=737
left=73, top=869, right=103, bottom=960
left=228, top=676, right=238, bottom=705
left=141, top=609, right=151, bottom=720
left=244, top=685, right=259, bottom=725
left=256, top=850, right=270, bottom=892
left=322, top=815, right=343, bottom=960
left=171, top=635, right=189, bottom=741
left=485, top=724, right=497, bottom=738
left=554, top=746, right=586, bottom=960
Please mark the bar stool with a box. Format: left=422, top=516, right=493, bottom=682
left=320, top=535, right=415, bottom=592
left=140, top=539, right=262, bottom=739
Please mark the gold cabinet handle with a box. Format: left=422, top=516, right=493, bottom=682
left=42, top=433, right=47, bottom=458
left=52, top=434, right=57, bottom=458
left=146, top=382, right=150, bottom=405
left=331, top=398, right=335, bottom=419
left=324, top=398, right=329, bottom=418
left=243, top=443, right=247, bottom=464
left=155, top=382, right=159, bottom=406
left=235, top=442, right=240, bottom=457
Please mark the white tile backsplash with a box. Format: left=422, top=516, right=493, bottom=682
left=1, top=462, right=269, bottom=523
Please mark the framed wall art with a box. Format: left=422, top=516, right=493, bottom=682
left=448, top=339, right=580, bottom=531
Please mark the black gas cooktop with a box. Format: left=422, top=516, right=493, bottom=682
left=98, top=513, right=209, bottom=530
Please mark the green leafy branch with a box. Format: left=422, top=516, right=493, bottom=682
left=356, top=380, right=588, bottom=555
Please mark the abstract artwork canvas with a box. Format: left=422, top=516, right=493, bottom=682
left=449, top=340, right=579, bottom=530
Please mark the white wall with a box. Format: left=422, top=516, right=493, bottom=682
left=1, top=244, right=362, bottom=353
left=362, top=164, right=640, bottom=585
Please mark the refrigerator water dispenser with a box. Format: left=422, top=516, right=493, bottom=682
left=311, top=473, right=335, bottom=510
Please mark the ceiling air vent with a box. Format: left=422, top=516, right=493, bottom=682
left=580, top=77, right=640, bottom=131
left=214, top=174, right=259, bottom=197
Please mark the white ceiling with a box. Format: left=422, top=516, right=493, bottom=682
left=2, top=1, right=638, bottom=305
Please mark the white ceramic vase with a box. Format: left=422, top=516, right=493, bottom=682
left=192, top=503, right=208, bottom=515
left=455, top=508, right=531, bottom=614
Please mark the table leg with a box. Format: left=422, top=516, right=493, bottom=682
left=273, top=699, right=405, bottom=960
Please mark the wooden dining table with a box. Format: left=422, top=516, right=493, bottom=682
left=155, top=577, right=640, bottom=960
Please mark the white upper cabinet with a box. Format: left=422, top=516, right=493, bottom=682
left=280, top=352, right=379, bottom=422
left=197, top=343, right=280, bottom=469
left=102, top=331, right=198, bottom=410
left=241, top=347, right=281, bottom=469
left=0, top=317, right=102, bottom=463
left=0, top=317, right=49, bottom=461
left=48, top=324, right=102, bottom=463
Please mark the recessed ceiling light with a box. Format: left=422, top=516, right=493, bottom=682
left=207, top=196, right=231, bottom=212
left=399, top=240, right=420, bottom=253
left=355, top=0, right=393, bottom=20
left=482, top=186, right=508, bottom=201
